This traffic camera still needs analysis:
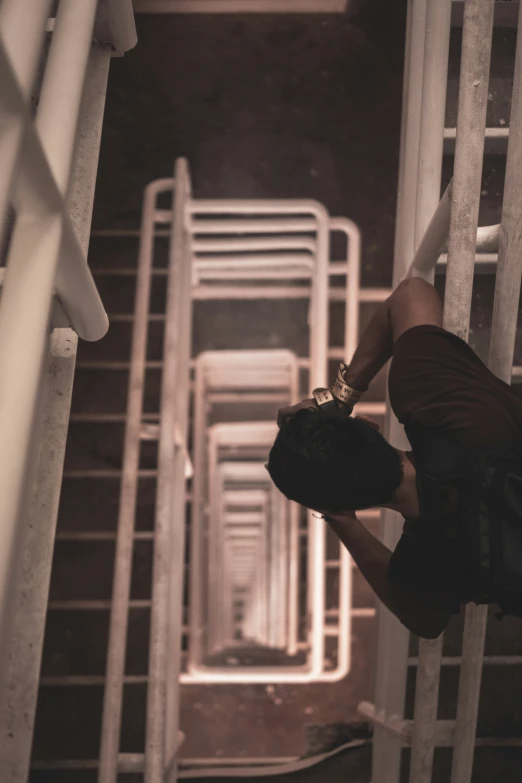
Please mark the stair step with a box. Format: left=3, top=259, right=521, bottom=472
left=49, top=540, right=154, bottom=602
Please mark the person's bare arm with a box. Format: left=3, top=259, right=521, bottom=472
left=326, top=511, right=452, bottom=639
left=277, top=277, right=444, bottom=426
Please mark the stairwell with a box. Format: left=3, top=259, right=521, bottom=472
left=28, top=3, right=522, bottom=782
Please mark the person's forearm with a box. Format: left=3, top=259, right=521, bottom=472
left=326, top=515, right=395, bottom=614
left=342, top=293, right=394, bottom=391
left=326, top=514, right=446, bottom=638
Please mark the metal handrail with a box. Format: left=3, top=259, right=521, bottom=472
left=98, top=178, right=175, bottom=783
left=365, top=2, right=521, bottom=783
left=145, top=158, right=193, bottom=783
left=100, top=167, right=363, bottom=775
left=0, top=0, right=106, bottom=705
left=0, top=2, right=132, bottom=779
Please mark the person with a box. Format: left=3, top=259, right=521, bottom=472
left=265, top=277, right=522, bottom=639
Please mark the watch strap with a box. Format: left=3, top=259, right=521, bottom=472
left=312, top=387, right=344, bottom=418
left=331, top=362, right=366, bottom=406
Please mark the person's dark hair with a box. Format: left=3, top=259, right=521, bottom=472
left=267, top=408, right=404, bottom=512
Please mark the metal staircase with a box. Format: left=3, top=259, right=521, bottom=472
left=2, top=1, right=522, bottom=782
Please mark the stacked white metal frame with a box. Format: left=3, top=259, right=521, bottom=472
left=358, top=1, right=522, bottom=782
left=199, top=420, right=291, bottom=669
left=187, top=198, right=366, bottom=686
left=217, top=470, right=288, bottom=650
left=0, top=1, right=136, bottom=782
left=189, top=350, right=298, bottom=672
left=97, top=165, right=380, bottom=780
left=132, top=1, right=348, bottom=14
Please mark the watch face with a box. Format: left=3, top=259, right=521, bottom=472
left=313, top=388, right=332, bottom=406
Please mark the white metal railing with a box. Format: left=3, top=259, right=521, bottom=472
left=219, top=473, right=288, bottom=650
left=362, top=1, right=522, bottom=782
left=98, top=165, right=364, bottom=779
left=22, top=0, right=522, bottom=778
left=183, top=204, right=361, bottom=684
left=188, top=351, right=299, bottom=673
left=98, top=160, right=193, bottom=783
left=0, top=1, right=136, bottom=782
left=191, top=416, right=298, bottom=678
left=133, top=1, right=348, bottom=14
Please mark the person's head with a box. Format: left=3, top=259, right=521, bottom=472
left=266, top=407, right=404, bottom=513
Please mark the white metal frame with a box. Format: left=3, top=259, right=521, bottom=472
left=98, top=166, right=365, bottom=777
left=193, top=419, right=294, bottom=676
left=133, top=0, right=348, bottom=13
left=218, top=465, right=289, bottom=650
left=0, top=2, right=136, bottom=782
left=188, top=350, right=300, bottom=674
left=211, top=471, right=284, bottom=652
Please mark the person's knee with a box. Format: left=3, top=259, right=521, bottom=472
left=389, top=277, right=443, bottom=344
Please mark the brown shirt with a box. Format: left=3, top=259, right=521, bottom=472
left=386, top=324, right=522, bottom=613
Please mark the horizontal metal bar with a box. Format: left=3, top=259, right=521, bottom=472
left=69, top=413, right=160, bottom=423
left=55, top=531, right=155, bottom=541
left=76, top=360, right=163, bottom=370
left=190, top=218, right=318, bottom=235
left=92, top=260, right=350, bottom=279
left=408, top=654, right=522, bottom=667
left=31, top=752, right=302, bottom=772
left=133, top=0, right=348, bottom=13
left=48, top=600, right=152, bottom=610
left=436, top=252, right=499, bottom=271
left=192, top=236, right=316, bottom=253
left=324, top=608, right=375, bottom=619
left=443, top=126, right=509, bottom=155
left=39, top=674, right=148, bottom=686
left=324, top=627, right=339, bottom=637
left=356, top=701, right=522, bottom=747
left=194, top=253, right=315, bottom=268
left=190, top=198, right=326, bottom=214
left=62, top=469, right=158, bottom=478
left=350, top=608, right=376, bottom=619
left=180, top=756, right=299, bottom=767
left=90, top=229, right=170, bottom=237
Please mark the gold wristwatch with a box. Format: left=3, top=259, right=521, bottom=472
left=312, top=363, right=366, bottom=414
left=331, top=362, right=366, bottom=407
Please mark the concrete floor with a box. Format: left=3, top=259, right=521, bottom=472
left=29, top=4, right=522, bottom=782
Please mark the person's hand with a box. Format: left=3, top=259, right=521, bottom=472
left=276, top=397, right=316, bottom=428
left=277, top=398, right=379, bottom=432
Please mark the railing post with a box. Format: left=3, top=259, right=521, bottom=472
left=408, top=1, right=452, bottom=782
left=98, top=180, right=175, bottom=783
left=0, top=38, right=112, bottom=783
left=444, top=0, right=495, bottom=343
left=370, top=1, right=427, bottom=780
left=451, top=2, right=521, bottom=783
left=0, top=0, right=100, bottom=701
left=145, top=159, right=193, bottom=783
